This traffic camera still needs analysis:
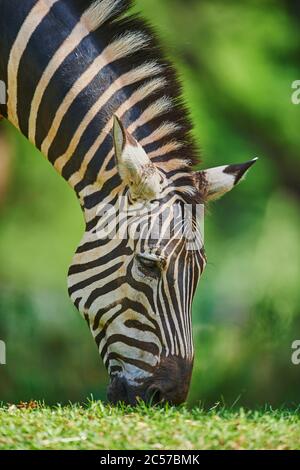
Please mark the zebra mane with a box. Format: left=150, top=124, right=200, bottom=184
left=82, top=0, right=130, bottom=31
left=83, top=0, right=201, bottom=189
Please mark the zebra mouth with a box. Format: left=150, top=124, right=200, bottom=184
left=107, top=376, right=145, bottom=405
left=107, top=377, right=164, bottom=406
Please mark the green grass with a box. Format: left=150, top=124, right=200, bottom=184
left=0, top=401, right=299, bottom=450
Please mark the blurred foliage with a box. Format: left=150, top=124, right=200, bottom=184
left=0, top=0, right=299, bottom=406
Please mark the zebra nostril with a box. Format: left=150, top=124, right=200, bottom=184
left=146, top=385, right=164, bottom=405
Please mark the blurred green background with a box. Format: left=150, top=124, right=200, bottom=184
left=0, top=0, right=299, bottom=407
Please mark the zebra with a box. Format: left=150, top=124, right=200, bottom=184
left=0, top=0, right=257, bottom=405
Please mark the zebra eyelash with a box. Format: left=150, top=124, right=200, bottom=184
left=136, top=253, right=166, bottom=275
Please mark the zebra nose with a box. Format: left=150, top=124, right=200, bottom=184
left=146, top=355, right=194, bottom=405
left=107, top=356, right=193, bottom=405
left=145, top=382, right=188, bottom=405
left=145, top=385, right=164, bottom=404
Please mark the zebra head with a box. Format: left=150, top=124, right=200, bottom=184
left=68, top=116, right=257, bottom=405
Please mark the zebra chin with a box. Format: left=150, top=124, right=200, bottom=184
left=107, top=355, right=194, bottom=406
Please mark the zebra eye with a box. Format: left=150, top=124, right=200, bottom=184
left=136, top=254, right=164, bottom=276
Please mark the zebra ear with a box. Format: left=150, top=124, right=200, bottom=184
left=196, top=158, right=258, bottom=201
left=113, top=115, right=161, bottom=201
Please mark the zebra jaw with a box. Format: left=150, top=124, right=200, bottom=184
left=113, top=115, right=163, bottom=202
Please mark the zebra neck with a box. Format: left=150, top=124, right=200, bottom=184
left=1, top=0, right=126, bottom=201
left=1, top=0, right=199, bottom=210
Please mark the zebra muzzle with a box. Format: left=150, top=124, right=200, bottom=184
left=107, top=355, right=193, bottom=406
